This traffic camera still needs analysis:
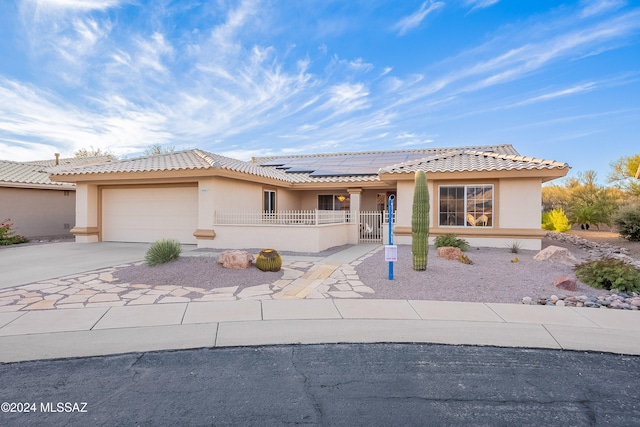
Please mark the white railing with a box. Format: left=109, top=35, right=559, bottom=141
left=214, top=210, right=350, bottom=225
left=383, top=210, right=397, bottom=224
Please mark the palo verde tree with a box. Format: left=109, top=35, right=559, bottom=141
left=412, top=170, right=430, bottom=271
left=608, top=154, right=640, bottom=199
left=566, top=171, right=621, bottom=229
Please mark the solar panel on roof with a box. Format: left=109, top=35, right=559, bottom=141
left=258, top=150, right=444, bottom=177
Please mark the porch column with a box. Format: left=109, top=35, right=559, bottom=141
left=193, top=178, right=217, bottom=248
left=71, top=183, right=99, bottom=243
left=347, top=188, right=362, bottom=244
left=347, top=188, right=362, bottom=220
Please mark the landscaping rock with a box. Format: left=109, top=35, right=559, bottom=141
left=217, top=250, right=254, bottom=270
left=553, top=276, right=577, bottom=292
left=546, top=232, right=640, bottom=269
left=437, top=246, right=463, bottom=260
left=533, top=245, right=578, bottom=266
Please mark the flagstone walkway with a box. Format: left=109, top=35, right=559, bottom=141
left=0, top=247, right=382, bottom=312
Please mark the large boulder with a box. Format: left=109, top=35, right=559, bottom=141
left=553, top=276, right=578, bottom=292
left=533, top=245, right=578, bottom=266
left=217, top=250, right=254, bottom=270
left=437, top=246, right=463, bottom=261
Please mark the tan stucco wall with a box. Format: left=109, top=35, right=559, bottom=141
left=210, top=177, right=261, bottom=211
left=0, top=187, right=75, bottom=238
left=272, top=188, right=299, bottom=210
left=199, top=223, right=357, bottom=252
left=498, top=178, right=542, bottom=229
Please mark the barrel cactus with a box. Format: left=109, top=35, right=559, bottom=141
left=256, top=248, right=282, bottom=272
left=412, top=170, right=430, bottom=271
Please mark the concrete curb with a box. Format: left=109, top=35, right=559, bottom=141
left=1, top=299, right=639, bottom=363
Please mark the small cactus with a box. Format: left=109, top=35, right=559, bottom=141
left=511, top=257, right=519, bottom=263
left=256, top=248, right=282, bottom=272
left=458, top=254, right=473, bottom=265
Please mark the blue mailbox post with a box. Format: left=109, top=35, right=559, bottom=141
left=385, top=195, right=397, bottom=280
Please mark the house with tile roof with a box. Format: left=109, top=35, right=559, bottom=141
left=49, top=144, right=569, bottom=251
left=0, top=155, right=112, bottom=239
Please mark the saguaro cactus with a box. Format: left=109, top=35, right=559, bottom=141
left=412, top=170, right=430, bottom=271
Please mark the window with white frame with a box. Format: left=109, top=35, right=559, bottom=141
left=263, top=190, right=276, bottom=213
left=439, top=185, right=493, bottom=227
left=318, top=194, right=350, bottom=211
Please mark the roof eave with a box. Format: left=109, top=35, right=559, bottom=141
left=379, top=167, right=570, bottom=182
left=0, top=181, right=75, bottom=190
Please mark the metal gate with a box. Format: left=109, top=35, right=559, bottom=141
left=359, top=211, right=383, bottom=243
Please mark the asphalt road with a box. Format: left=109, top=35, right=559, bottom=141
left=1, top=344, right=639, bottom=426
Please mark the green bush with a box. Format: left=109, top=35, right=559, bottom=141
left=613, top=206, right=640, bottom=242
left=574, top=258, right=640, bottom=293
left=145, top=239, right=182, bottom=266
left=0, top=218, right=29, bottom=246
left=434, top=233, right=468, bottom=251
left=541, top=208, right=571, bottom=232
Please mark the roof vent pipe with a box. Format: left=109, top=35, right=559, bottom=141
left=55, top=153, right=60, bottom=165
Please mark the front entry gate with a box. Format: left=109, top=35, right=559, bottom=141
left=359, top=211, right=383, bottom=243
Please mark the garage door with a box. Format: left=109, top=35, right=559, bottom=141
left=102, top=186, right=198, bottom=244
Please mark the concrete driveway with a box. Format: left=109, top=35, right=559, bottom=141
left=0, top=242, right=186, bottom=289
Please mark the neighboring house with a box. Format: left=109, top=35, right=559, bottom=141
left=0, top=155, right=112, bottom=239
left=49, top=144, right=569, bottom=251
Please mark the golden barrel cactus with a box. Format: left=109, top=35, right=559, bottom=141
left=256, top=249, right=282, bottom=272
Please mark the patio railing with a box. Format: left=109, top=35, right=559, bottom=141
left=213, top=210, right=351, bottom=225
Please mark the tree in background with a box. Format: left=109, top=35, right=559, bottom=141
left=566, top=171, right=621, bottom=229
left=541, top=185, right=570, bottom=212
left=74, top=146, right=112, bottom=158
left=608, top=154, right=640, bottom=199
left=144, top=144, right=175, bottom=156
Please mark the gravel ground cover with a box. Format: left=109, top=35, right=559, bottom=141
left=110, top=234, right=638, bottom=304
left=355, top=240, right=607, bottom=303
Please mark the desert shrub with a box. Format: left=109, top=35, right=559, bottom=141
left=507, top=241, right=521, bottom=254
left=0, top=218, right=29, bottom=246
left=574, top=258, right=640, bottom=293
left=541, top=208, right=571, bottom=232
left=613, top=206, right=640, bottom=242
left=458, top=254, right=473, bottom=265
left=434, top=233, right=468, bottom=251
left=145, top=239, right=182, bottom=266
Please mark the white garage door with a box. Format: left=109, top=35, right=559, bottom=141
left=102, top=186, right=198, bottom=244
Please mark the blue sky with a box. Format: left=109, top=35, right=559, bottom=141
left=0, top=0, right=638, bottom=183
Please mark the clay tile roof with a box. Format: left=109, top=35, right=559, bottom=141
left=48, top=144, right=568, bottom=183
left=378, top=150, right=569, bottom=174
left=0, top=160, right=74, bottom=189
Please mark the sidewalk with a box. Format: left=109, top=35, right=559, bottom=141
left=1, top=299, right=639, bottom=363
left=1, top=241, right=639, bottom=363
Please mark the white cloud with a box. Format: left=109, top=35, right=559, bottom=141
left=465, top=0, right=500, bottom=12
left=392, top=1, right=445, bottom=36
left=513, top=82, right=597, bottom=106
left=0, top=78, right=171, bottom=159
left=580, top=0, right=627, bottom=18
left=322, top=83, right=370, bottom=115
left=23, top=0, right=124, bottom=12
